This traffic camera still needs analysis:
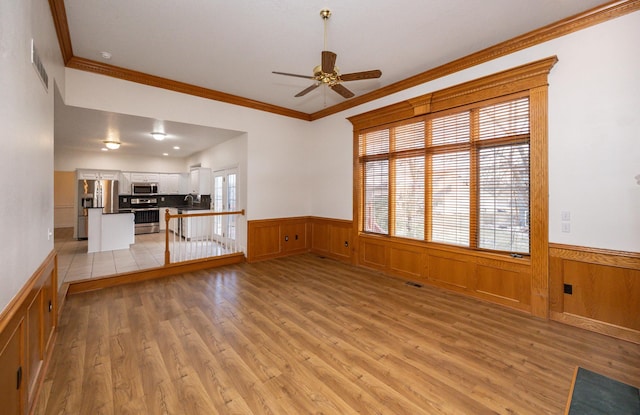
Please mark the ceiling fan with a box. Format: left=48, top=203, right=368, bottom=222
left=272, top=9, right=382, bottom=99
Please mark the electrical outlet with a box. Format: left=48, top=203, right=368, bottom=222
left=561, top=222, right=570, bottom=233
left=563, top=283, right=573, bottom=295
left=561, top=211, right=571, bottom=221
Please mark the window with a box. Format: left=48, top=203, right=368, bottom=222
left=359, top=95, right=530, bottom=255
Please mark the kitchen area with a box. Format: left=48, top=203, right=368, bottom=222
left=55, top=166, right=220, bottom=284
left=77, top=166, right=214, bottom=241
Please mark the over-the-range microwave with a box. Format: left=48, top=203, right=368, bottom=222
left=131, top=182, right=158, bottom=195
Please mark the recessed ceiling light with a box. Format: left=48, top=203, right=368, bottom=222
left=173, top=146, right=180, bottom=150
left=103, top=140, right=120, bottom=150
left=162, top=153, right=169, bottom=156
left=151, top=132, right=166, bottom=141
left=100, top=51, right=112, bottom=60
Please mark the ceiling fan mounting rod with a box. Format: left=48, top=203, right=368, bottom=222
left=320, top=9, right=331, bottom=51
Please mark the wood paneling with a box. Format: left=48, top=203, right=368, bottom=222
left=309, top=217, right=353, bottom=263
left=0, top=323, right=22, bottom=415
left=247, top=217, right=310, bottom=262
left=426, top=252, right=469, bottom=290
left=0, top=251, right=57, bottom=415
left=529, top=85, right=550, bottom=319
left=281, top=222, right=307, bottom=253
left=357, top=235, right=533, bottom=313
left=249, top=217, right=354, bottom=263
left=549, top=244, right=640, bottom=344
left=360, top=238, right=387, bottom=270
left=389, top=245, right=422, bottom=279
left=27, top=291, right=43, bottom=400
left=475, top=264, right=530, bottom=310
left=247, top=221, right=281, bottom=261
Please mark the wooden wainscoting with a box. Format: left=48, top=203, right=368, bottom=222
left=308, top=217, right=353, bottom=264
left=247, top=217, right=355, bottom=263
left=549, top=243, right=640, bottom=344
left=0, top=250, right=58, bottom=415
left=357, top=235, right=533, bottom=313
left=247, top=217, right=310, bottom=262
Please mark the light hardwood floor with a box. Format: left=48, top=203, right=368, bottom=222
left=35, top=254, right=640, bottom=414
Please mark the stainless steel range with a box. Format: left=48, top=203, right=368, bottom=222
left=120, top=197, right=160, bottom=235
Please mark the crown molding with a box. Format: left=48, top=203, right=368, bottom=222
left=311, top=0, right=640, bottom=120
left=66, top=57, right=311, bottom=121
left=48, top=1, right=640, bottom=121
left=48, top=0, right=73, bottom=64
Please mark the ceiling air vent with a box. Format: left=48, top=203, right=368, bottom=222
left=31, top=39, right=48, bottom=92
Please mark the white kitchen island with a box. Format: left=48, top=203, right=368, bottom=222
left=87, top=208, right=135, bottom=253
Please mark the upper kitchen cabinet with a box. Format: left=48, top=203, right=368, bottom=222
left=77, top=169, right=120, bottom=181
left=130, top=172, right=160, bottom=183
left=119, top=172, right=131, bottom=195
left=189, top=167, right=211, bottom=195
left=158, top=173, right=183, bottom=195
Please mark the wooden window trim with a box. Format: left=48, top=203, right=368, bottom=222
left=350, top=57, right=556, bottom=318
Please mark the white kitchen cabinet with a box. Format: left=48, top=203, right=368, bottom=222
left=178, top=173, right=189, bottom=194
left=189, top=167, right=211, bottom=195
left=130, top=172, right=160, bottom=183
left=77, top=169, right=120, bottom=181
left=119, top=172, right=131, bottom=194
left=158, top=173, right=181, bottom=194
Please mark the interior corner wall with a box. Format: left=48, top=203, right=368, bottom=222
left=309, top=10, right=640, bottom=253
left=0, top=0, right=65, bottom=312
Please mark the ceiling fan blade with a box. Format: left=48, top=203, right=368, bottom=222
left=339, top=70, right=382, bottom=82
left=272, top=71, right=314, bottom=80
left=295, top=84, right=320, bottom=97
left=331, top=83, right=355, bottom=99
left=322, top=51, right=337, bottom=74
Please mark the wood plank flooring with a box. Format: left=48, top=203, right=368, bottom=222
left=34, top=254, right=640, bottom=414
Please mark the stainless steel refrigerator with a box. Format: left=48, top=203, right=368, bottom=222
left=77, top=179, right=119, bottom=239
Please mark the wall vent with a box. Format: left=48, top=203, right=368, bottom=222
left=31, top=39, right=48, bottom=92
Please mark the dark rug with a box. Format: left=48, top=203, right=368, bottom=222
left=566, top=367, right=640, bottom=414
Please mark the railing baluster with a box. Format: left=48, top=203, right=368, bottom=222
left=164, top=209, right=245, bottom=265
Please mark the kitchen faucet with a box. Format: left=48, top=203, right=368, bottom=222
left=184, top=194, right=194, bottom=206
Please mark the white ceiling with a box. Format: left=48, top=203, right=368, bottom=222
left=55, top=0, right=608, bottom=157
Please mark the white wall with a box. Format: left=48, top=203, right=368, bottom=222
left=0, top=0, right=65, bottom=312
left=63, top=70, right=313, bottom=220
left=308, top=11, right=640, bottom=253
left=55, top=148, right=187, bottom=172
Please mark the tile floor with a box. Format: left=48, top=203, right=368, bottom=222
left=55, top=227, right=167, bottom=284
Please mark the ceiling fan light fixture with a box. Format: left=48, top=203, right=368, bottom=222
left=151, top=132, right=166, bottom=141
left=103, top=140, right=120, bottom=150
left=272, top=9, right=381, bottom=100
